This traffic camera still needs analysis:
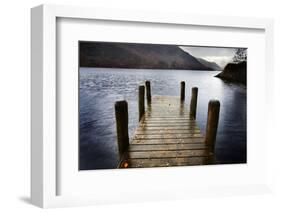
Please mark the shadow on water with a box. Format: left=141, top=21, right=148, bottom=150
left=79, top=68, right=247, bottom=170
left=215, top=83, right=247, bottom=163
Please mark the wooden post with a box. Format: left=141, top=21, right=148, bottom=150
left=180, top=81, right=185, bottom=101
left=205, top=100, right=220, bottom=153
left=138, top=85, right=145, bottom=121
left=145, top=81, right=151, bottom=104
left=115, top=100, right=129, bottom=160
left=190, top=87, right=198, bottom=119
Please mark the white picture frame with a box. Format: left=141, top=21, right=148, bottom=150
left=31, top=4, right=274, bottom=208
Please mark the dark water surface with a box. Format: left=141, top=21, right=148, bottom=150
left=79, top=68, right=246, bottom=170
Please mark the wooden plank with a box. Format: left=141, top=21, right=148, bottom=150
left=142, top=122, right=195, bottom=125
left=144, top=114, right=189, bottom=116
left=144, top=116, right=191, bottom=118
left=147, top=106, right=186, bottom=108
left=137, top=126, right=200, bottom=130
left=143, top=116, right=193, bottom=119
left=144, top=119, right=192, bottom=122
left=152, top=97, right=179, bottom=100
left=147, top=108, right=186, bottom=110
left=147, top=107, right=187, bottom=109
left=144, top=116, right=191, bottom=119
left=144, top=117, right=191, bottom=119
left=147, top=104, right=184, bottom=106
left=132, top=138, right=205, bottom=144
left=138, top=124, right=197, bottom=127
left=147, top=106, right=187, bottom=108
left=135, top=129, right=201, bottom=134
left=134, top=133, right=204, bottom=140
left=145, top=109, right=188, bottom=111
left=120, top=157, right=211, bottom=168
left=147, top=102, right=185, bottom=105
left=128, top=144, right=209, bottom=151
left=126, top=150, right=210, bottom=159
left=140, top=121, right=196, bottom=124
left=152, top=97, right=178, bottom=100
left=142, top=119, right=195, bottom=124
left=145, top=111, right=187, bottom=113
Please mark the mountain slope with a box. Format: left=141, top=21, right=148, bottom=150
left=80, top=42, right=212, bottom=70
left=196, top=58, right=222, bottom=71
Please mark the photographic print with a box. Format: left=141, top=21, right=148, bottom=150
left=79, top=41, right=247, bottom=170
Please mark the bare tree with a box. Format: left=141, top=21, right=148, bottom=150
left=233, top=48, right=247, bottom=63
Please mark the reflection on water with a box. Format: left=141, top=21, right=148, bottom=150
left=79, top=68, right=246, bottom=170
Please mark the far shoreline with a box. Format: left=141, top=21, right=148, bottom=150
left=79, top=67, right=221, bottom=72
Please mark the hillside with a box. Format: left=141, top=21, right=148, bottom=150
left=215, top=61, right=247, bottom=85
left=80, top=42, right=212, bottom=70
left=196, top=58, right=222, bottom=71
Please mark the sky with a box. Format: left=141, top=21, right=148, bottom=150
left=179, top=46, right=238, bottom=68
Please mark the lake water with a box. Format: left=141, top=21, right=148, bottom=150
left=79, top=67, right=246, bottom=170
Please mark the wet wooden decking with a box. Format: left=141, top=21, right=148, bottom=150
left=118, top=96, right=214, bottom=168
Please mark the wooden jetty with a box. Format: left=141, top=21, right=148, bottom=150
left=115, top=81, right=220, bottom=169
